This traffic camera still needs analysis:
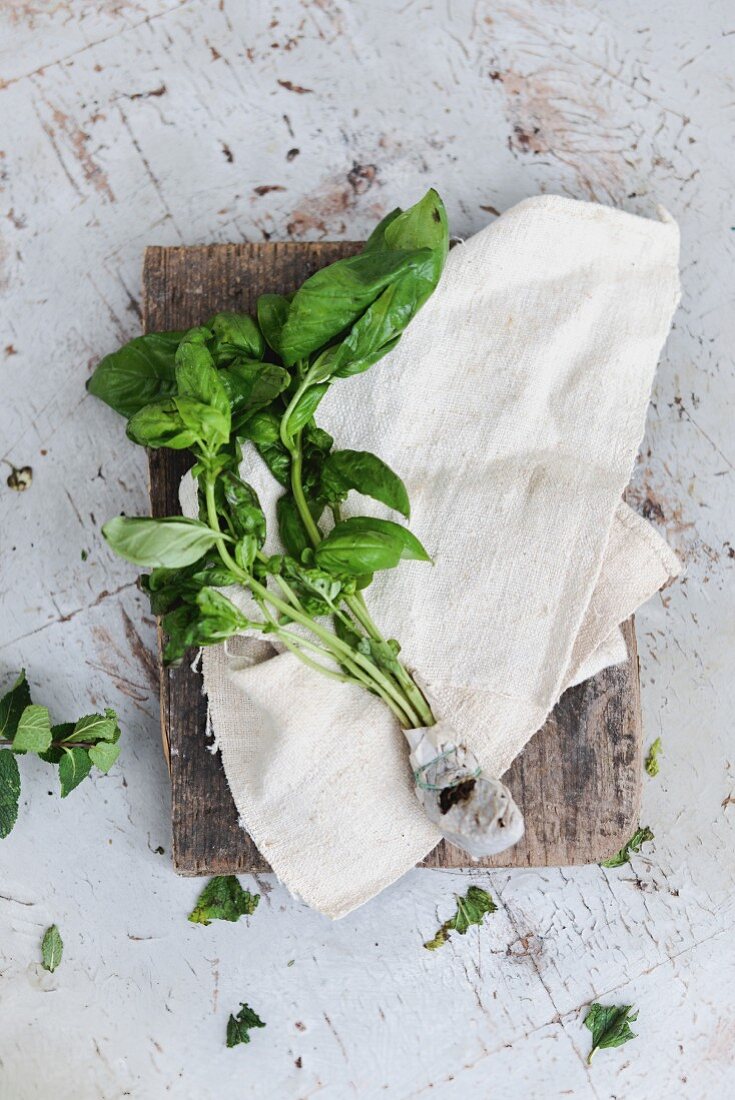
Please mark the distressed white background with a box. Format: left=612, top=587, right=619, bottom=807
left=0, top=1, right=733, bottom=1097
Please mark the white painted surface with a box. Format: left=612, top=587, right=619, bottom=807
left=0, top=2, right=733, bottom=1096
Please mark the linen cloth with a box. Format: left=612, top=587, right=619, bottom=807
left=181, top=195, right=681, bottom=918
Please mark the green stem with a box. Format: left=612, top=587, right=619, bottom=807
left=204, top=472, right=418, bottom=727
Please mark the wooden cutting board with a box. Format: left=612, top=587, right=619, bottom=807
left=143, top=241, right=642, bottom=875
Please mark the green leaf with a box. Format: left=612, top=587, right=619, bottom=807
left=59, top=747, right=92, bottom=797
left=207, top=312, right=265, bottom=363
left=13, top=705, right=52, bottom=755
left=257, top=294, right=290, bottom=356
left=41, top=925, right=63, bottom=973
left=219, top=361, right=290, bottom=427
left=322, top=450, right=410, bottom=517
left=276, top=494, right=319, bottom=559
left=239, top=408, right=281, bottom=446
left=39, top=723, right=74, bottom=764
left=188, top=875, right=260, bottom=926
left=67, top=710, right=119, bottom=744
left=0, top=670, right=32, bottom=741
left=222, top=474, right=266, bottom=545
left=583, top=1003, right=638, bottom=1063
left=126, top=399, right=198, bottom=450
left=645, top=737, right=662, bottom=777
left=601, top=826, right=654, bottom=868
left=362, top=207, right=403, bottom=252
left=87, top=332, right=183, bottom=418
left=161, top=588, right=250, bottom=665
left=0, top=749, right=21, bottom=839
left=88, top=741, right=121, bottom=774
left=383, top=187, right=449, bottom=260
left=315, top=516, right=430, bottom=576
left=279, top=247, right=437, bottom=366
left=226, top=1002, right=266, bottom=1048
left=176, top=339, right=230, bottom=416
left=424, top=886, right=498, bottom=951
left=140, top=556, right=236, bottom=616
left=285, top=383, right=330, bottom=440
left=103, top=515, right=220, bottom=568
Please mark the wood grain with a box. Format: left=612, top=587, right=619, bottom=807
left=143, top=242, right=642, bottom=875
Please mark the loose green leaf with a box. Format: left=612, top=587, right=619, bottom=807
left=0, top=670, right=32, bottom=741
left=645, top=737, right=662, bottom=777
left=323, top=450, right=410, bottom=517
left=601, top=826, right=654, bottom=868
left=0, top=749, right=21, bottom=838
left=88, top=741, right=121, bottom=774
left=257, top=294, right=290, bottom=356
left=103, top=515, right=220, bottom=568
left=13, top=705, right=52, bottom=755
left=189, top=876, right=260, bottom=926
left=315, top=516, right=430, bottom=576
left=87, top=332, right=183, bottom=418
left=424, top=886, right=497, bottom=950
left=584, top=1003, right=638, bottom=1063
left=59, top=747, right=93, bottom=797
left=226, top=1002, right=266, bottom=1048
left=41, top=925, right=63, bottom=973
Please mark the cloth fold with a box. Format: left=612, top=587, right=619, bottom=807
left=181, top=195, right=681, bottom=918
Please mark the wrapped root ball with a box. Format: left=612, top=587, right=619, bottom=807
left=405, top=722, right=524, bottom=859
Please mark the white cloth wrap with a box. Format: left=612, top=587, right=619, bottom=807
left=180, top=195, right=681, bottom=919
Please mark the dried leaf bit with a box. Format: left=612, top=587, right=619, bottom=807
left=583, top=1002, right=638, bottom=1063
left=424, top=885, right=497, bottom=950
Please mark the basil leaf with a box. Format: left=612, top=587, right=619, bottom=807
left=315, top=516, right=430, bottom=576
left=219, top=362, right=290, bottom=427
left=362, top=207, right=403, bottom=252
left=584, top=1003, right=638, bottom=1063
left=257, top=294, right=291, bottom=356
left=141, top=556, right=236, bottom=616
left=207, top=312, right=264, bottom=363
left=176, top=339, right=230, bottom=417
left=383, top=187, right=449, bottom=260
left=88, top=741, right=120, bottom=774
left=222, top=473, right=266, bottom=545
left=161, top=587, right=249, bottom=664
left=59, top=747, right=92, bottom=797
left=103, top=516, right=219, bottom=568
left=226, top=1003, right=266, bottom=1048
left=13, top=705, right=52, bottom=755
left=322, top=450, right=410, bottom=517
left=87, top=332, right=183, bottom=418
left=41, top=925, right=63, bottom=972
left=276, top=494, right=318, bottom=559
left=188, top=875, right=260, bottom=926
left=279, top=248, right=436, bottom=366
left=0, top=670, right=32, bottom=742
left=126, top=400, right=198, bottom=450
left=174, top=396, right=230, bottom=449
left=287, top=383, right=330, bottom=440
left=239, top=408, right=281, bottom=446
left=0, top=749, right=21, bottom=839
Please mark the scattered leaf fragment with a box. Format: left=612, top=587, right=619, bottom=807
left=188, top=875, right=260, bottom=926
left=41, top=924, right=63, bottom=972
left=227, top=1002, right=266, bottom=1048
left=601, top=826, right=654, bottom=868
left=645, top=737, right=662, bottom=777
left=583, top=1002, right=638, bottom=1063
left=424, top=885, right=497, bottom=950
left=0, top=749, right=21, bottom=838
left=6, top=464, right=32, bottom=491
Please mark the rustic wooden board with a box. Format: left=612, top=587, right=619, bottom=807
left=143, top=242, right=642, bottom=875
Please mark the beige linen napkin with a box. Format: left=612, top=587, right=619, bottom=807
left=181, top=195, right=681, bottom=918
